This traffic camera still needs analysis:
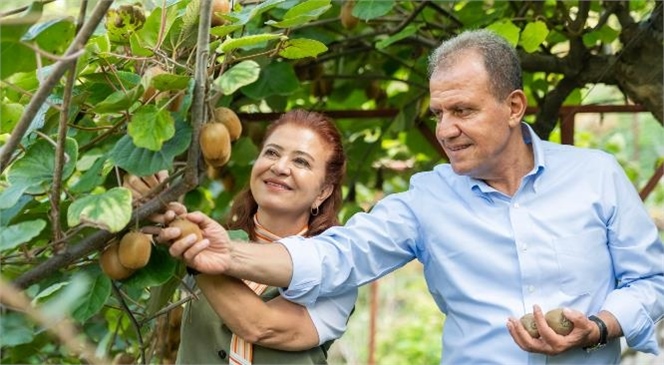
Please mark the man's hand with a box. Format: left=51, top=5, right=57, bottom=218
left=163, top=210, right=234, bottom=275
left=506, top=305, right=599, bottom=355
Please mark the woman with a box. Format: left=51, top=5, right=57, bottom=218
left=135, top=109, right=356, bottom=364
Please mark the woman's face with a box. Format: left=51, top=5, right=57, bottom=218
left=250, top=124, right=333, bottom=219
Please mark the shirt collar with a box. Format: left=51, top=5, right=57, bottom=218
left=467, top=122, right=547, bottom=197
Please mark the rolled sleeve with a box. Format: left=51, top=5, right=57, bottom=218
left=278, top=236, right=322, bottom=306
left=604, top=288, right=661, bottom=354
left=306, top=287, right=358, bottom=344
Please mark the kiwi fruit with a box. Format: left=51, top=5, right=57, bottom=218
left=100, top=242, right=136, bottom=280
left=213, top=107, right=242, bottom=141
left=211, top=0, right=230, bottom=27
left=169, top=218, right=203, bottom=241
left=200, top=122, right=232, bottom=167
left=519, top=313, right=540, bottom=338
left=141, top=65, right=166, bottom=102
left=118, top=231, right=152, bottom=269
left=340, top=1, right=359, bottom=30
left=545, top=308, right=574, bottom=335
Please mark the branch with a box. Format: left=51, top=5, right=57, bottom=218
left=532, top=77, right=580, bottom=140
left=185, top=0, right=213, bottom=187
left=0, top=0, right=114, bottom=174
left=12, top=177, right=197, bottom=290
left=50, top=0, right=89, bottom=249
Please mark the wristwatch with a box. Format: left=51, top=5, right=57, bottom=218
left=583, top=315, right=608, bottom=352
left=186, top=266, right=201, bottom=276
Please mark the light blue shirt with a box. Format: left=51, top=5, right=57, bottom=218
left=279, top=124, right=664, bottom=364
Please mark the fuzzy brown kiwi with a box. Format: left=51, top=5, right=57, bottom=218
left=211, top=0, right=230, bottom=27
left=100, top=242, right=136, bottom=280
left=340, top=1, right=359, bottom=30
left=545, top=308, right=574, bottom=335
left=200, top=122, right=232, bottom=167
left=213, top=107, right=242, bottom=141
left=519, top=313, right=540, bottom=338
left=141, top=65, right=166, bottom=102
left=169, top=218, right=203, bottom=241
left=118, top=231, right=152, bottom=269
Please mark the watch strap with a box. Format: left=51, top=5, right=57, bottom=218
left=583, top=315, right=608, bottom=352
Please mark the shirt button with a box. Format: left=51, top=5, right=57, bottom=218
left=521, top=244, right=528, bottom=251
left=513, top=203, right=520, bottom=208
left=528, top=285, right=535, bottom=293
left=217, top=350, right=227, bottom=359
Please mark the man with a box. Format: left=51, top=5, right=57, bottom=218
left=168, top=29, right=663, bottom=364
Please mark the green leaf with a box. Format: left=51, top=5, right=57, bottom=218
left=227, top=0, right=286, bottom=26
left=218, top=33, right=284, bottom=53
left=0, top=313, right=34, bottom=347
left=486, top=19, right=520, bottom=47
left=128, top=105, right=175, bottom=151
left=0, top=1, right=44, bottom=42
left=241, top=62, right=299, bottom=99
left=266, top=0, right=332, bottom=28
left=229, top=137, right=259, bottom=166
left=71, top=266, right=111, bottom=322
left=376, top=24, right=420, bottom=50
left=70, top=156, right=113, bottom=194
left=94, top=86, right=142, bottom=114
left=0, top=219, right=46, bottom=252
left=0, top=41, right=37, bottom=78
left=0, top=195, right=32, bottom=225
left=136, top=4, right=179, bottom=50
left=82, top=71, right=141, bottom=89
left=7, top=137, right=78, bottom=195
left=151, top=73, right=192, bottom=91
left=353, top=0, right=395, bottom=20
left=519, top=20, right=549, bottom=53
left=0, top=102, right=24, bottom=133
left=279, top=38, right=327, bottom=59
left=213, top=60, right=261, bottom=95
left=109, top=119, right=192, bottom=176
left=210, top=24, right=243, bottom=38
left=67, top=187, right=132, bottom=233
left=124, top=245, right=177, bottom=288
left=24, top=17, right=75, bottom=56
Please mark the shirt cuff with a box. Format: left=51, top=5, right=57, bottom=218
left=604, top=292, right=660, bottom=354
left=278, top=236, right=322, bottom=306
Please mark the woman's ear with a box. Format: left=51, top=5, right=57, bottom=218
left=314, top=184, right=334, bottom=208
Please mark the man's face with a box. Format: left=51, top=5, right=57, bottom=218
left=429, top=51, right=518, bottom=180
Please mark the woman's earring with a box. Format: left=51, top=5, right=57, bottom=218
left=310, top=205, right=319, bottom=216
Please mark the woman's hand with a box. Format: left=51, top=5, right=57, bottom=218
left=164, top=211, right=234, bottom=275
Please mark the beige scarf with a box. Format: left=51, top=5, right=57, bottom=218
left=228, top=215, right=308, bottom=365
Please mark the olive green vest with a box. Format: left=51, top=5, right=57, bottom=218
left=175, top=285, right=332, bottom=364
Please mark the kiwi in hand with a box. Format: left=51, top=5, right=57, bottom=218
left=519, top=313, right=540, bottom=338
left=545, top=308, right=574, bottom=336
left=169, top=218, right=203, bottom=241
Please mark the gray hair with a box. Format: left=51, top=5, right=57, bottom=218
left=428, top=29, right=522, bottom=100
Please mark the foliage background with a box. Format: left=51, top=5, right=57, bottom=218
left=0, top=0, right=662, bottom=364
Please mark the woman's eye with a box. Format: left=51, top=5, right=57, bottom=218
left=294, top=158, right=310, bottom=168
left=263, top=149, right=278, bottom=157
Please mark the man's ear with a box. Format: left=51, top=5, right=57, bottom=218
left=507, top=89, right=527, bottom=128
